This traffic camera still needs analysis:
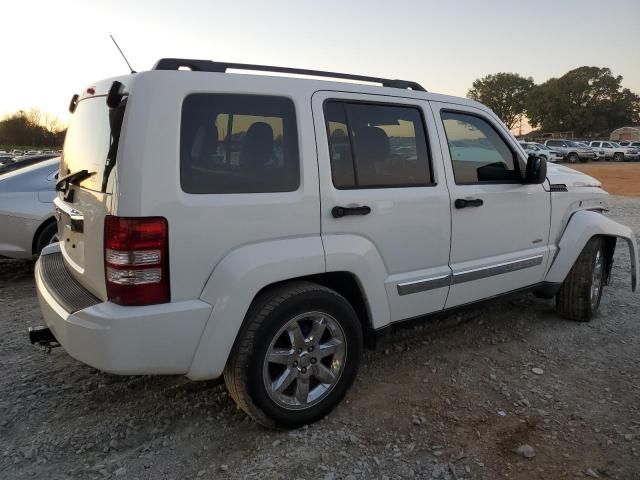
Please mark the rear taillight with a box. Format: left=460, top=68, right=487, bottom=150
left=104, top=216, right=170, bottom=306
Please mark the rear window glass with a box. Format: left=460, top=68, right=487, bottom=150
left=61, top=96, right=119, bottom=192
left=180, top=94, right=299, bottom=194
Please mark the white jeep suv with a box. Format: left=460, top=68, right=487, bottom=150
left=34, top=59, right=638, bottom=429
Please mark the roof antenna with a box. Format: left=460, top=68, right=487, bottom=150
left=109, top=34, right=136, bottom=74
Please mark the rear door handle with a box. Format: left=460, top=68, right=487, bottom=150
left=332, top=205, right=371, bottom=218
left=454, top=198, right=483, bottom=209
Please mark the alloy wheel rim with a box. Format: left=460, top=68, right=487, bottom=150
left=262, top=311, right=347, bottom=411
left=590, top=249, right=604, bottom=309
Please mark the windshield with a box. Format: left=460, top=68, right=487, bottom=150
left=565, top=141, right=580, bottom=147
left=61, top=95, right=125, bottom=192
left=610, top=142, right=621, bottom=147
left=536, top=143, right=550, bottom=150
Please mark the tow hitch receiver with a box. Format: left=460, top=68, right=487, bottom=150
left=28, top=326, right=60, bottom=351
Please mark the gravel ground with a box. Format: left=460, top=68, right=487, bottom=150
left=1, top=196, right=639, bottom=480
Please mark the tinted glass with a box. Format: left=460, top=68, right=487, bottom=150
left=62, top=96, right=117, bottom=191
left=441, top=111, right=519, bottom=184
left=181, top=94, right=299, bottom=194
left=324, top=101, right=432, bottom=188
left=325, top=102, right=356, bottom=188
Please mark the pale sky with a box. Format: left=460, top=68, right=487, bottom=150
left=3, top=0, right=639, bottom=125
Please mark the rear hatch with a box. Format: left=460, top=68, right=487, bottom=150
left=55, top=77, right=132, bottom=300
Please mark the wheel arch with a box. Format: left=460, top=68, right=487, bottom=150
left=187, top=237, right=387, bottom=380
left=545, top=210, right=638, bottom=291
left=31, top=216, right=56, bottom=255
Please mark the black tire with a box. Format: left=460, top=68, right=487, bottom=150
left=35, top=221, right=58, bottom=255
left=555, top=237, right=606, bottom=322
left=567, top=152, right=579, bottom=163
left=614, top=152, right=624, bottom=162
left=224, top=281, right=363, bottom=429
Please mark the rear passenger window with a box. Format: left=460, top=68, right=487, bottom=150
left=441, top=111, right=520, bottom=184
left=324, top=101, right=432, bottom=189
left=180, top=94, right=299, bottom=194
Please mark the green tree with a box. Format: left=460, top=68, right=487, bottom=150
left=467, top=73, right=534, bottom=130
left=526, top=66, right=640, bottom=136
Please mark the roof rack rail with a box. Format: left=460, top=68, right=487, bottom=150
left=152, top=58, right=426, bottom=92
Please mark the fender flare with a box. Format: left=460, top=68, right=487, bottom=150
left=545, top=210, right=638, bottom=291
left=186, top=235, right=392, bottom=380
left=187, top=236, right=325, bottom=380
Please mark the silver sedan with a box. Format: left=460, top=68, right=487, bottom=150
left=0, top=157, right=59, bottom=259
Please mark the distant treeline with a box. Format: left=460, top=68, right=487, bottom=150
left=468, top=67, right=640, bottom=136
left=0, top=109, right=66, bottom=148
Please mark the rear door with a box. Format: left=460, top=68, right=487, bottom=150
left=55, top=81, right=129, bottom=299
left=430, top=102, right=551, bottom=308
left=312, top=91, right=451, bottom=322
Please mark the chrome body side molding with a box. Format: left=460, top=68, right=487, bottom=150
left=397, top=255, right=544, bottom=296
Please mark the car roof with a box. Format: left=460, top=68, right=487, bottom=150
left=83, top=68, right=493, bottom=118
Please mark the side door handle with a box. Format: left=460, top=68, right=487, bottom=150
left=332, top=205, right=371, bottom=218
left=454, top=198, right=483, bottom=209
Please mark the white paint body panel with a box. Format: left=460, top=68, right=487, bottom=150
left=429, top=101, right=551, bottom=307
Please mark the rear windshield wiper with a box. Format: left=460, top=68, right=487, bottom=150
left=56, top=169, right=95, bottom=192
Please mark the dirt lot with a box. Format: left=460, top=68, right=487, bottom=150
left=569, top=163, right=640, bottom=197
left=1, top=196, right=639, bottom=480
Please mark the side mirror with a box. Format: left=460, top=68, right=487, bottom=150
left=524, top=154, right=547, bottom=184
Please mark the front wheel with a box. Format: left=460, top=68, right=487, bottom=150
left=555, top=237, right=606, bottom=322
left=224, top=281, right=363, bottom=429
left=614, top=152, right=624, bottom=162
left=567, top=152, right=579, bottom=163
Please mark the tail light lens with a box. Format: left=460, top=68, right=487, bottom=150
left=104, top=216, right=170, bottom=306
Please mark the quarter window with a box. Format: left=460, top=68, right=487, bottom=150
left=180, top=94, right=299, bottom=194
left=324, top=101, right=432, bottom=188
left=441, top=111, right=519, bottom=184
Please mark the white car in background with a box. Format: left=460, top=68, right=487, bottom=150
left=589, top=141, right=640, bottom=162
left=519, top=142, right=561, bottom=162
left=0, top=156, right=59, bottom=259
left=619, top=141, right=640, bottom=150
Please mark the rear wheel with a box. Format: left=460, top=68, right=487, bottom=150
left=224, top=281, right=363, bottom=429
left=35, top=221, right=59, bottom=255
left=555, top=237, right=606, bottom=322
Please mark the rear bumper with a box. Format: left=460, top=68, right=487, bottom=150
left=35, top=247, right=213, bottom=375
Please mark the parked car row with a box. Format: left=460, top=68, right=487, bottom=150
left=0, top=149, right=62, bottom=160
left=526, top=139, right=640, bottom=163
left=518, top=142, right=563, bottom=162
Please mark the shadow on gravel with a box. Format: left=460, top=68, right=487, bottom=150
left=0, top=259, right=35, bottom=282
